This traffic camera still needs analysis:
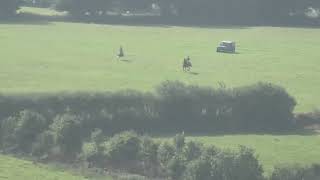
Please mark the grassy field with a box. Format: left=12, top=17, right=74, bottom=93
left=0, top=154, right=93, bottom=180
left=180, top=134, right=320, bottom=175
left=0, top=10, right=320, bottom=111
left=1, top=7, right=320, bottom=178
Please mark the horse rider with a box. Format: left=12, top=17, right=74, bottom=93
left=118, top=46, right=124, bottom=59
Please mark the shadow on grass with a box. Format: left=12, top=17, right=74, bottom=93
left=152, top=129, right=319, bottom=139
left=189, top=72, right=200, bottom=75
left=120, top=59, right=132, bottom=63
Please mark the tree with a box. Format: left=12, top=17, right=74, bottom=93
left=0, top=0, right=20, bottom=18
left=50, top=113, right=84, bottom=159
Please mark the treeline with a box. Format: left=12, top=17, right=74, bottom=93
left=2, top=0, right=320, bottom=25
left=0, top=81, right=296, bottom=136
left=54, top=0, right=320, bottom=25
left=0, top=0, right=20, bottom=18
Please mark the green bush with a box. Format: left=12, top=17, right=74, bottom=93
left=157, top=142, right=175, bottom=168
left=0, top=0, right=20, bottom=18
left=0, top=110, right=48, bottom=153
left=0, top=81, right=297, bottom=141
left=271, top=164, right=320, bottom=180
left=232, top=83, right=296, bottom=131
left=103, top=131, right=141, bottom=163
left=182, top=141, right=203, bottom=162
left=31, top=130, right=56, bottom=156
left=167, top=155, right=186, bottom=180
left=184, top=158, right=213, bottom=180
left=49, top=113, right=84, bottom=159
left=140, top=136, right=158, bottom=164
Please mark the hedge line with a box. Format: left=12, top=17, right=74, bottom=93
left=0, top=81, right=296, bottom=135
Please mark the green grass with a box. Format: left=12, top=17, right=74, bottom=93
left=181, top=134, right=320, bottom=175
left=0, top=154, right=93, bottom=180
left=2, top=7, right=319, bottom=179
left=0, top=21, right=319, bottom=111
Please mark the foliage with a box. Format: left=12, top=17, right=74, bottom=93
left=49, top=113, right=84, bottom=158
left=103, top=131, right=141, bottom=163
left=0, top=110, right=48, bottom=153
left=271, top=164, right=320, bottom=180
left=0, top=0, right=20, bottom=18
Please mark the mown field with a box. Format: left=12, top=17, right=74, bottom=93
left=0, top=8, right=320, bottom=111
left=0, top=154, right=97, bottom=180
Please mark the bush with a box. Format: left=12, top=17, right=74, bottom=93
left=271, top=164, right=320, bottom=180
left=0, top=110, right=48, bottom=153
left=103, top=131, right=141, bottom=163
left=167, top=155, right=186, bottom=180
left=0, top=81, right=298, bottom=142
left=173, top=132, right=185, bottom=152
left=184, top=158, right=213, bottom=180
left=0, top=0, right=20, bottom=18
left=182, top=141, right=203, bottom=162
left=49, top=113, right=84, bottom=159
left=232, top=83, right=296, bottom=131
left=140, top=136, right=158, bottom=164
left=157, top=142, right=175, bottom=168
left=31, top=130, right=56, bottom=156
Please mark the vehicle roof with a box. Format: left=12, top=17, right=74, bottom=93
left=221, top=40, right=235, bottom=43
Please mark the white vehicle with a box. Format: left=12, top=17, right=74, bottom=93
left=217, top=41, right=236, bottom=53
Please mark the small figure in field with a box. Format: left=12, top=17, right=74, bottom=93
left=183, top=56, right=192, bottom=71
left=117, top=46, right=124, bottom=59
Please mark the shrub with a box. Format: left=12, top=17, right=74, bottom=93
left=0, top=110, right=48, bottom=153
left=157, top=142, right=175, bottom=168
left=173, top=132, right=185, bottom=152
left=14, top=110, right=48, bottom=152
left=0, top=116, right=19, bottom=151
left=140, top=136, right=159, bottom=164
left=104, top=131, right=141, bottom=163
left=182, top=141, right=203, bottom=162
left=31, top=130, right=56, bottom=156
left=50, top=113, right=84, bottom=159
left=184, top=158, right=213, bottom=180
left=167, top=155, right=186, bottom=180
left=271, top=164, right=320, bottom=180
left=232, top=82, right=296, bottom=131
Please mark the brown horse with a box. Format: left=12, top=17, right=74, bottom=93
left=183, top=58, right=192, bottom=71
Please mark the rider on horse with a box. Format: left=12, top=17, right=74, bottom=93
left=183, top=56, right=192, bottom=71
left=118, top=46, right=124, bottom=59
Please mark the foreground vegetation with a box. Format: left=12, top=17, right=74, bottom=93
left=186, top=134, right=320, bottom=175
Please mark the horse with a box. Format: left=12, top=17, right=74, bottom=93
left=183, top=58, right=192, bottom=71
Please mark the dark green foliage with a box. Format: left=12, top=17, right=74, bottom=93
left=182, top=141, right=203, bottom=162
left=167, top=155, right=186, bottom=180
left=157, top=142, right=176, bottom=171
left=52, top=0, right=320, bottom=25
left=173, top=132, right=185, bottom=152
left=0, top=81, right=297, bottom=137
left=232, top=83, right=296, bottom=132
left=31, top=130, right=56, bottom=156
left=183, top=158, right=212, bottom=180
left=140, top=136, right=158, bottom=164
left=49, top=113, right=84, bottom=158
left=0, top=110, right=48, bottom=153
left=103, top=131, right=141, bottom=163
left=0, top=0, right=20, bottom=18
left=271, top=164, right=320, bottom=180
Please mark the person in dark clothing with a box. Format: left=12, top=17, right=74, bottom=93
left=118, top=46, right=124, bottom=59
